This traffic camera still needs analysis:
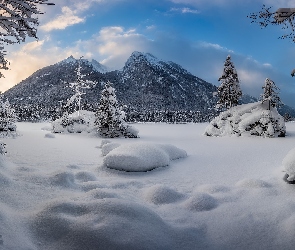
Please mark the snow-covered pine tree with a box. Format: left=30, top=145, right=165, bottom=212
left=216, top=55, right=242, bottom=110
left=66, top=57, right=96, bottom=117
left=260, top=78, right=282, bottom=110
left=95, top=81, right=138, bottom=138
left=0, top=0, right=54, bottom=78
left=0, top=97, right=17, bottom=133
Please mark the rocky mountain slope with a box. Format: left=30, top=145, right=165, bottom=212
left=3, top=51, right=294, bottom=122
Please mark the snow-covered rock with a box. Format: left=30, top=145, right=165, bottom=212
left=103, top=142, right=187, bottom=172
left=205, top=102, right=286, bottom=137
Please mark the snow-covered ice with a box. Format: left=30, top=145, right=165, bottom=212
left=2, top=122, right=295, bottom=249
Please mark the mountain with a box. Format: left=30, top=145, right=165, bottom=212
left=3, top=52, right=295, bottom=122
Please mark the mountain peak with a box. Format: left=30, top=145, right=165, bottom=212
left=57, top=56, right=109, bottom=73
left=60, top=55, right=77, bottom=64
left=125, top=51, right=163, bottom=70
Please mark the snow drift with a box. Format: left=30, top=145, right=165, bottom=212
left=103, top=142, right=187, bottom=172
left=205, top=102, right=286, bottom=137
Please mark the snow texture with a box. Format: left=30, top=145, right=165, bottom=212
left=205, top=101, right=286, bottom=137
left=103, top=142, right=187, bottom=172
left=2, top=122, right=295, bottom=249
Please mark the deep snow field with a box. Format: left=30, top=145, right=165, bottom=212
left=1, top=122, right=295, bottom=249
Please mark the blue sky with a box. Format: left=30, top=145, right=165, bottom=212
left=2, top=0, right=295, bottom=107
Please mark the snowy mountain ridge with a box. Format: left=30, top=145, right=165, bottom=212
left=3, top=51, right=295, bottom=121
left=58, top=55, right=109, bottom=73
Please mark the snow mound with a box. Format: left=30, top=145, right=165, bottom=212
left=205, top=102, right=286, bottom=137
left=30, top=199, right=188, bottom=250
left=103, top=143, right=187, bottom=172
left=184, top=192, right=218, bottom=212
left=101, top=142, right=121, bottom=156
left=144, top=185, right=184, bottom=205
left=49, top=172, right=77, bottom=189
left=282, top=148, right=295, bottom=182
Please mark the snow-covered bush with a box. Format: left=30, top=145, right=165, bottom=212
left=51, top=110, right=95, bottom=133
left=95, top=81, right=138, bottom=138
left=205, top=102, right=286, bottom=137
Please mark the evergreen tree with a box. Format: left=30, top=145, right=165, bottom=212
left=260, top=78, right=282, bottom=110
left=0, top=97, right=17, bottom=132
left=216, top=55, right=242, bottom=110
left=95, top=81, right=138, bottom=138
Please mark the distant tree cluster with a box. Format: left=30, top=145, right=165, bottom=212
left=125, top=109, right=217, bottom=123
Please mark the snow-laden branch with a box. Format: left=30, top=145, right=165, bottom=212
left=248, top=5, right=295, bottom=42
left=0, top=0, right=54, bottom=77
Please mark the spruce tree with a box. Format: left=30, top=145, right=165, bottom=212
left=216, top=55, right=242, bottom=110
left=260, top=78, right=282, bottom=110
left=0, top=97, right=17, bottom=133
left=95, top=81, right=138, bottom=138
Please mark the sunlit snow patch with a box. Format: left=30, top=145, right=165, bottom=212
left=103, top=142, right=187, bottom=172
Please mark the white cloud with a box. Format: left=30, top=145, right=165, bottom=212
left=1, top=23, right=294, bottom=106
left=199, top=42, right=234, bottom=53
left=170, top=7, right=199, bottom=14
left=41, top=6, right=84, bottom=32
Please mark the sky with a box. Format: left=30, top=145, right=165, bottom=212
left=1, top=0, right=295, bottom=107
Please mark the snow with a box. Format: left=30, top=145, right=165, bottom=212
left=282, top=148, right=295, bottom=181
left=103, top=142, right=187, bottom=172
left=2, top=122, right=295, bottom=249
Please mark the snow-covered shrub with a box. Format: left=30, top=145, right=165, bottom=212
left=95, top=81, right=138, bottom=138
left=51, top=110, right=95, bottom=133
left=205, top=102, right=286, bottom=137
